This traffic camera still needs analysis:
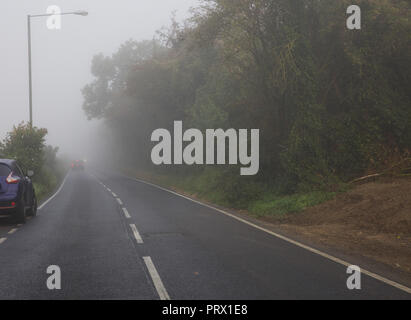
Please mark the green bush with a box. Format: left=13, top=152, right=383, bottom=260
left=0, top=122, right=66, bottom=201
left=249, top=191, right=337, bottom=218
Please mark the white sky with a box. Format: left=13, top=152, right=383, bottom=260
left=0, top=0, right=198, bottom=158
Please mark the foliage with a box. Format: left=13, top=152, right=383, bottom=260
left=82, top=0, right=411, bottom=211
left=249, top=191, right=337, bottom=218
left=0, top=123, right=65, bottom=200
left=0, top=123, right=47, bottom=174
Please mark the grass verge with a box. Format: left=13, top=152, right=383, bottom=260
left=124, top=168, right=341, bottom=219
left=33, top=166, right=67, bottom=202
left=248, top=191, right=337, bottom=219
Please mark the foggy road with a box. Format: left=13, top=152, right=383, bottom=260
left=0, top=170, right=409, bottom=300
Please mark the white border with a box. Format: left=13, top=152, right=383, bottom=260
left=143, top=256, right=170, bottom=300
left=38, top=172, right=69, bottom=211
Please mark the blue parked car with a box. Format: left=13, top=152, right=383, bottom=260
left=0, top=159, right=37, bottom=223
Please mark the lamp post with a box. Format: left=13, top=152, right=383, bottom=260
left=27, top=10, right=88, bottom=127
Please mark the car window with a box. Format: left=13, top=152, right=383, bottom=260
left=12, top=164, right=23, bottom=177
left=16, top=164, right=24, bottom=177
left=0, top=164, right=11, bottom=176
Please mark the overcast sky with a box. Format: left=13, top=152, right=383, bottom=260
left=0, top=0, right=198, bottom=159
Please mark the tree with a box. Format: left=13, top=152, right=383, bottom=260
left=82, top=0, right=411, bottom=197
left=0, top=123, right=47, bottom=174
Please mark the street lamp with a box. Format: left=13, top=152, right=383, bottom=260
left=27, top=10, right=88, bottom=127
left=73, top=11, right=89, bottom=16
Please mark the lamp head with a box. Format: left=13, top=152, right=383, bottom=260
left=74, top=10, right=88, bottom=16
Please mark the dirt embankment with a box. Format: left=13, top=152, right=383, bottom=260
left=268, top=178, right=411, bottom=282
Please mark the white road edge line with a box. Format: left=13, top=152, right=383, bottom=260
left=143, top=256, right=170, bottom=300
left=116, top=198, right=123, bottom=206
left=0, top=238, right=7, bottom=244
left=8, top=228, right=18, bottom=235
left=38, top=173, right=69, bottom=211
left=129, top=176, right=411, bottom=295
left=129, top=224, right=143, bottom=244
left=122, top=207, right=131, bottom=219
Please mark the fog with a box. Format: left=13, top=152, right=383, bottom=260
left=0, top=0, right=198, bottom=160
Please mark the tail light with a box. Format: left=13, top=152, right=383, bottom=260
left=6, top=172, right=20, bottom=184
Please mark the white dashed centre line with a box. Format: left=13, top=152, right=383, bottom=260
left=122, top=207, right=131, bottom=219
left=0, top=238, right=7, bottom=244
left=112, top=192, right=118, bottom=198
left=116, top=198, right=123, bottom=206
left=8, top=228, right=18, bottom=234
left=129, top=224, right=143, bottom=244
left=143, top=256, right=170, bottom=300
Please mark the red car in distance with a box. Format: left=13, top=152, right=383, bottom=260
left=71, top=160, right=85, bottom=171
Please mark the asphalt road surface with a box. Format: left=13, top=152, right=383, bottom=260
left=0, top=170, right=409, bottom=300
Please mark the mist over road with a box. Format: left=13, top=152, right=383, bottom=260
left=0, top=169, right=409, bottom=299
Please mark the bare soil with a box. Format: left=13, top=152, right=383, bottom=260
left=263, top=177, right=411, bottom=284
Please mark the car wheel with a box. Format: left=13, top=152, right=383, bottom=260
left=28, top=196, right=37, bottom=217
left=13, top=203, right=26, bottom=224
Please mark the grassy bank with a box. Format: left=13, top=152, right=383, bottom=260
left=33, top=165, right=68, bottom=202
left=125, top=168, right=344, bottom=219
left=33, top=180, right=58, bottom=203
left=248, top=191, right=337, bottom=218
